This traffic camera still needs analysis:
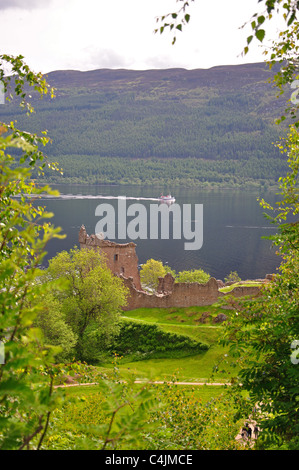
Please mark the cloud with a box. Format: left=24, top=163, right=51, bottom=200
left=0, top=0, right=54, bottom=10
left=79, top=47, right=134, bottom=70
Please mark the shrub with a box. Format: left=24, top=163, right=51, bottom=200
left=175, top=269, right=210, bottom=284
left=108, top=320, right=208, bottom=360
left=224, top=271, right=241, bottom=283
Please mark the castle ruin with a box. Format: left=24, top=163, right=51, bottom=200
left=79, top=225, right=264, bottom=311
left=79, top=225, right=142, bottom=290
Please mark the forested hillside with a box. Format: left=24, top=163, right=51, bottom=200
left=1, top=63, right=288, bottom=186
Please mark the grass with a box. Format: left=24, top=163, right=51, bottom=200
left=48, top=306, right=242, bottom=450
left=219, top=281, right=263, bottom=293
left=122, top=305, right=226, bottom=326
left=98, top=304, right=235, bottom=383
left=59, top=383, right=227, bottom=403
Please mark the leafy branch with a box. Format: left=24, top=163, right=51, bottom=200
left=154, top=0, right=193, bottom=45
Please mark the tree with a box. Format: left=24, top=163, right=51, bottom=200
left=39, top=247, right=129, bottom=362
left=224, top=271, right=241, bottom=284
left=155, top=0, right=299, bottom=50
left=0, top=55, right=65, bottom=450
left=175, top=268, right=210, bottom=284
left=35, top=293, right=78, bottom=362
left=221, top=126, right=299, bottom=449
left=140, top=258, right=176, bottom=291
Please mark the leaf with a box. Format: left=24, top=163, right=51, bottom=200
left=256, top=29, right=265, bottom=42
left=257, top=15, right=265, bottom=25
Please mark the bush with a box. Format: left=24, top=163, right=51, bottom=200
left=108, top=320, right=208, bottom=360
left=175, top=269, right=210, bottom=284
left=224, top=271, right=241, bottom=283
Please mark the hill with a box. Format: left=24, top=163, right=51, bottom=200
left=0, top=63, right=289, bottom=187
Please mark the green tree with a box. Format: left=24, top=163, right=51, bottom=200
left=40, top=247, right=129, bottom=362
left=156, top=0, right=299, bottom=49
left=140, top=259, right=176, bottom=292
left=224, top=271, right=241, bottom=284
left=35, top=292, right=77, bottom=362
left=175, top=268, right=210, bottom=284
left=0, top=55, right=64, bottom=450
left=221, top=127, right=299, bottom=449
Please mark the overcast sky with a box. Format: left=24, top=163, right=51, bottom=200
left=0, top=0, right=284, bottom=74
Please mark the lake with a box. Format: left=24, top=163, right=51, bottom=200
left=40, top=184, right=281, bottom=282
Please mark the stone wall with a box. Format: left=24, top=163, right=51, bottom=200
left=121, top=274, right=263, bottom=311
left=122, top=275, right=222, bottom=310
left=224, top=285, right=263, bottom=298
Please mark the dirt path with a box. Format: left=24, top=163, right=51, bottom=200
left=54, top=380, right=230, bottom=388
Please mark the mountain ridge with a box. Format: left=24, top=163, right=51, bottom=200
left=0, top=62, right=288, bottom=187
left=43, top=62, right=277, bottom=93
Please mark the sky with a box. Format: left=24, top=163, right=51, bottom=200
left=0, top=0, right=285, bottom=74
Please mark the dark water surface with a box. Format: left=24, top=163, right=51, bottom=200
left=40, top=184, right=281, bottom=281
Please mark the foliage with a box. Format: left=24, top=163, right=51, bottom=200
left=144, top=383, right=243, bottom=450
left=140, top=259, right=210, bottom=291
left=265, top=21, right=299, bottom=126
left=43, top=381, right=245, bottom=450
left=41, top=364, right=243, bottom=451
left=36, top=154, right=288, bottom=188
left=1, top=65, right=287, bottom=188
left=43, top=361, right=159, bottom=450
left=175, top=268, right=210, bottom=284
left=0, top=53, right=55, bottom=114
left=221, top=127, right=299, bottom=449
left=0, top=55, right=64, bottom=450
left=38, top=247, right=129, bottom=362
left=140, top=258, right=175, bottom=291
left=35, top=293, right=77, bottom=363
left=154, top=0, right=193, bottom=45
left=108, top=319, right=208, bottom=361
left=224, top=271, right=241, bottom=284
left=244, top=0, right=299, bottom=55
left=155, top=0, right=299, bottom=52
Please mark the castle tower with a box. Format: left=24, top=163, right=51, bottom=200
left=79, top=225, right=142, bottom=290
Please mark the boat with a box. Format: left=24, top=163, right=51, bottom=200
left=159, top=193, right=175, bottom=202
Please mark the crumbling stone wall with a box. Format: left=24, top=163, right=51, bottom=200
left=224, top=285, right=263, bottom=298
left=79, top=225, right=142, bottom=290
left=121, top=275, right=222, bottom=310
left=121, top=274, right=263, bottom=311
left=157, top=272, right=175, bottom=294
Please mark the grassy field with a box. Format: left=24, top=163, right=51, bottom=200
left=48, top=305, right=244, bottom=450
left=98, top=305, right=234, bottom=384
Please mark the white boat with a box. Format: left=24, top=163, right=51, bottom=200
left=159, top=193, right=175, bottom=202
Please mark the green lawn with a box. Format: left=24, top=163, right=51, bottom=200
left=219, top=281, right=263, bottom=293
left=98, top=305, right=235, bottom=383
left=122, top=305, right=226, bottom=326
